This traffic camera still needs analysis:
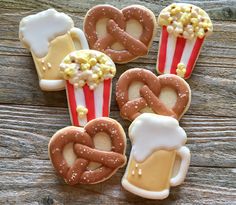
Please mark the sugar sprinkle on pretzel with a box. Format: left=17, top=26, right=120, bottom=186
left=83, top=5, right=156, bottom=63
left=116, top=68, right=191, bottom=121
left=48, top=118, right=126, bottom=185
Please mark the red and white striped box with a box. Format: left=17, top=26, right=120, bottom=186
left=60, top=50, right=116, bottom=127
left=66, top=79, right=112, bottom=127
left=156, top=3, right=213, bottom=79
left=157, top=26, right=205, bottom=79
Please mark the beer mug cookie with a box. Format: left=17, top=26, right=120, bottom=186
left=60, top=50, right=116, bottom=127
left=157, top=3, right=213, bottom=79
left=49, top=117, right=127, bottom=185
left=19, top=9, right=89, bottom=91
left=122, top=113, right=190, bottom=199
left=83, top=5, right=157, bottom=63
left=116, top=68, right=191, bottom=121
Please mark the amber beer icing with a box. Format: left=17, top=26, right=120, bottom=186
left=127, top=150, right=177, bottom=192
left=32, top=34, right=76, bottom=81
left=19, top=9, right=89, bottom=90
left=122, top=113, right=190, bottom=199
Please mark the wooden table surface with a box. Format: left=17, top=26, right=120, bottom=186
left=0, top=0, right=236, bottom=204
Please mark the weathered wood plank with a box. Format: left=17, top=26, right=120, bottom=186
left=0, top=52, right=236, bottom=116
left=0, top=104, right=236, bottom=168
left=0, top=2, right=236, bottom=116
left=0, top=167, right=235, bottom=204
left=1, top=0, right=236, bottom=20
left=0, top=0, right=236, bottom=204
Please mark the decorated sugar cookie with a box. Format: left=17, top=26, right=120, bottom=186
left=122, top=113, right=190, bottom=199
left=116, top=68, right=191, bottom=121
left=19, top=9, right=89, bottom=91
left=156, top=3, right=213, bottom=79
left=48, top=117, right=127, bottom=185
left=83, top=5, right=157, bottom=64
left=60, top=50, right=116, bottom=127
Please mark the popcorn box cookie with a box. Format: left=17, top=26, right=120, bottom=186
left=156, top=3, right=213, bottom=79
left=60, top=50, right=116, bottom=127
left=122, top=113, right=190, bottom=199
left=19, top=9, right=89, bottom=91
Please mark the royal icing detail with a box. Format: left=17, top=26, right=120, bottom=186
left=157, top=3, right=213, bottom=79
left=19, top=9, right=89, bottom=91
left=116, top=68, right=191, bottom=121
left=83, top=5, right=156, bottom=63
left=129, top=114, right=186, bottom=162
left=158, top=3, right=213, bottom=39
left=176, top=62, right=186, bottom=77
left=76, top=105, right=88, bottom=118
left=60, top=50, right=116, bottom=89
left=19, top=9, right=74, bottom=58
left=48, top=118, right=127, bottom=185
left=122, top=113, right=191, bottom=200
left=61, top=50, right=116, bottom=127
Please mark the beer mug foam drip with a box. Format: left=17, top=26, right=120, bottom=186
left=122, top=113, right=190, bottom=199
left=19, top=9, right=89, bottom=91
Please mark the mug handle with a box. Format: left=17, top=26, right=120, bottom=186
left=170, top=146, right=190, bottom=187
left=70, top=27, right=89, bottom=50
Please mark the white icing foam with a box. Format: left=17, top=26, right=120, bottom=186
left=129, top=113, right=187, bottom=162
left=19, top=9, right=74, bottom=58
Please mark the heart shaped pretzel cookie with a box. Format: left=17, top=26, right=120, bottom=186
left=83, top=5, right=157, bottom=64
left=116, top=68, right=191, bottom=121
left=48, top=117, right=127, bottom=185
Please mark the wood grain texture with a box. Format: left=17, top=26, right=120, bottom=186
left=0, top=167, right=236, bottom=205
left=0, top=0, right=236, bottom=204
left=1, top=105, right=236, bottom=167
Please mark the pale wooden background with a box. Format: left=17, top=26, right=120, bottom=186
left=0, top=0, right=236, bottom=204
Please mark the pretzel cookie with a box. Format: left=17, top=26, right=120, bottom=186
left=157, top=3, right=213, bottom=79
left=116, top=68, right=191, bottom=121
left=48, top=117, right=127, bottom=185
left=83, top=5, right=157, bottom=64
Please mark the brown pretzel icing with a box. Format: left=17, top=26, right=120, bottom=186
left=49, top=118, right=126, bottom=185
left=116, top=69, right=191, bottom=121
left=83, top=5, right=156, bottom=63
